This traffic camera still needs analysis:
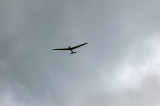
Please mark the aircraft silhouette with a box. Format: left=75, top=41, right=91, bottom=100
left=53, top=43, right=87, bottom=54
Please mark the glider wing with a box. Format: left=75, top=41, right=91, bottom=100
left=71, top=43, right=87, bottom=50
left=53, top=48, right=70, bottom=50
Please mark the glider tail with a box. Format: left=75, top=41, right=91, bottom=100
left=70, top=52, right=77, bottom=54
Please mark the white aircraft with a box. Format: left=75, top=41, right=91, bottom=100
left=53, top=43, right=88, bottom=54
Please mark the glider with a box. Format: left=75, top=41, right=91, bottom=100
left=53, top=43, right=88, bottom=54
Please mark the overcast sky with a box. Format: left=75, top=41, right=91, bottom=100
left=1, top=0, right=160, bottom=106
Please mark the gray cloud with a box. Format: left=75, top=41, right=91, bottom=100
left=80, top=74, right=160, bottom=106
left=1, top=0, right=160, bottom=106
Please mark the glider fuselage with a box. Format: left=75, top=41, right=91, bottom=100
left=68, top=46, right=76, bottom=54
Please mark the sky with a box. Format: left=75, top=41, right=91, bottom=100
left=1, top=0, right=160, bottom=106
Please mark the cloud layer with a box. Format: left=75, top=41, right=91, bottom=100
left=1, top=0, right=160, bottom=106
